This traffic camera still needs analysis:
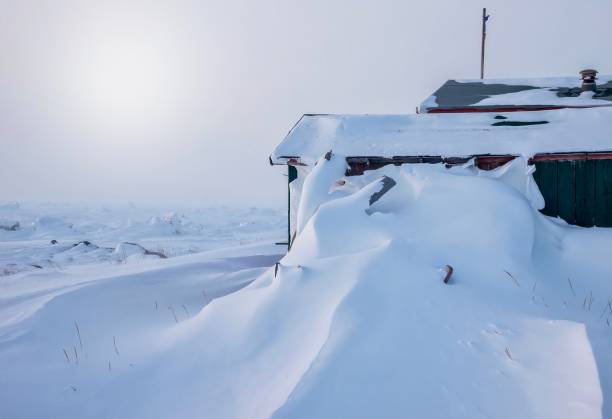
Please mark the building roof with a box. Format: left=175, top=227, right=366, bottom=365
left=420, top=76, right=612, bottom=113
left=270, top=107, right=612, bottom=165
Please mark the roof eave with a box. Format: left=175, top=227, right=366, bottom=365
left=425, top=103, right=612, bottom=113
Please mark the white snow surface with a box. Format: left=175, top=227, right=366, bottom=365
left=296, top=153, right=348, bottom=234
left=2, top=159, right=612, bottom=419
left=0, top=203, right=285, bottom=276
left=271, top=108, right=612, bottom=165
left=475, top=89, right=611, bottom=107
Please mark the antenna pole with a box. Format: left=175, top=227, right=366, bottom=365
left=480, top=8, right=489, bottom=79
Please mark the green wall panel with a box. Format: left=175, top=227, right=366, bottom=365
left=534, top=159, right=612, bottom=227
left=595, top=160, right=612, bottom=226
left=537, top=160, right=558, bottom=217
left=557, top=161, right=576, bottom=224
left=575, top=160, right=596, bottom=227
left=288, top=165, right=298, bottom=183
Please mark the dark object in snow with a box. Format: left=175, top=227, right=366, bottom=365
left=324, top=150, right=333, bottom=161
left=74, top=321, right=83, bottom=351
left=144, top=248, right=167, bottom=259
left=494, top=115, right=508, bottom=120
left=50, top=239, right=58, bottom=245
left=492, top=120, right=549, bottom=127
left=441, top=265, right=454, bottom=284
left=274, top=262, right=280, bottom=277
left=146, top=250, right=166, bottom=258
left=504, top=270, right=520, bottom=287
left=0, top=221, right=19, bottom=231
left=121, top=242, right=168, bottom=259
left=30, top=264, right=43, bottom=269
left=72, top=240, right=95, bottom=248
left=368, top=176, right=397, bottom=206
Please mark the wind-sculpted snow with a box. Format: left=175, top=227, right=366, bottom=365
left=1, top=161, right=612, bottom=419
left=272, top=160, right=610, bottom=419
left=296, top=152, right=348, bottom=234
left=0, top=244, right=285, bottom=418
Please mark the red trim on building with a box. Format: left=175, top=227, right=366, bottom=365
left=343, top=152, right=612, bottom=175
left=426, top=104, right=612, bottom=114
left=427, top=106, right=563, bottom=114
left=475, top=155, right=515, bottom=170
left=529, top=152, right=612, bottom=163
left=286, top=158, right=307, bottom=166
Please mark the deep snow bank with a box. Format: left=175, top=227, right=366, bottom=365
left=273, top=159, right=609, bottom=418
left=0, top=243, right=284, bottom=419
left=1, top=160, right=611, bottom=419
left=165, top=157, right=609, bottom=419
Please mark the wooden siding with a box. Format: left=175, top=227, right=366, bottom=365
left=533, top=159, right=612, bottom=227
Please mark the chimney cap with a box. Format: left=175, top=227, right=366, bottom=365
left=580, top=69, right=598, bottom=79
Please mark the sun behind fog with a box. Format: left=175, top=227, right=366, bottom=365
left=75, top=41, right=170, bottom=123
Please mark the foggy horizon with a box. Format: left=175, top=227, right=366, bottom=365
left=2, top=0, right=611, bottom=207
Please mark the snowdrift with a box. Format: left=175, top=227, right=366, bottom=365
left=1, top=158, right=611, bottom=419
left=155, top=156, right=609, bottom=419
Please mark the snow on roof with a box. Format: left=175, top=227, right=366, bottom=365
left=271, top=107, right=612, bottom=165
left=421, top=76, right=612, bottom=112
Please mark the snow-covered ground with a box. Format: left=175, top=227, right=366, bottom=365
left=0, top=203, right=286, bottom=418
left=0, top=202, right=285, bottom=276
left=1, top=158, right=612, bottom=419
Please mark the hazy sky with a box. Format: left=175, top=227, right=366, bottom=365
left=1, top=0, right=611, bottom=207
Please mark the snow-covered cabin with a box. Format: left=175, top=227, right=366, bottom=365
left=271, top=70, right=612, bottom=244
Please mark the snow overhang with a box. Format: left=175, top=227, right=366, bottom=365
left=270, top=108, right=612, bottom=166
